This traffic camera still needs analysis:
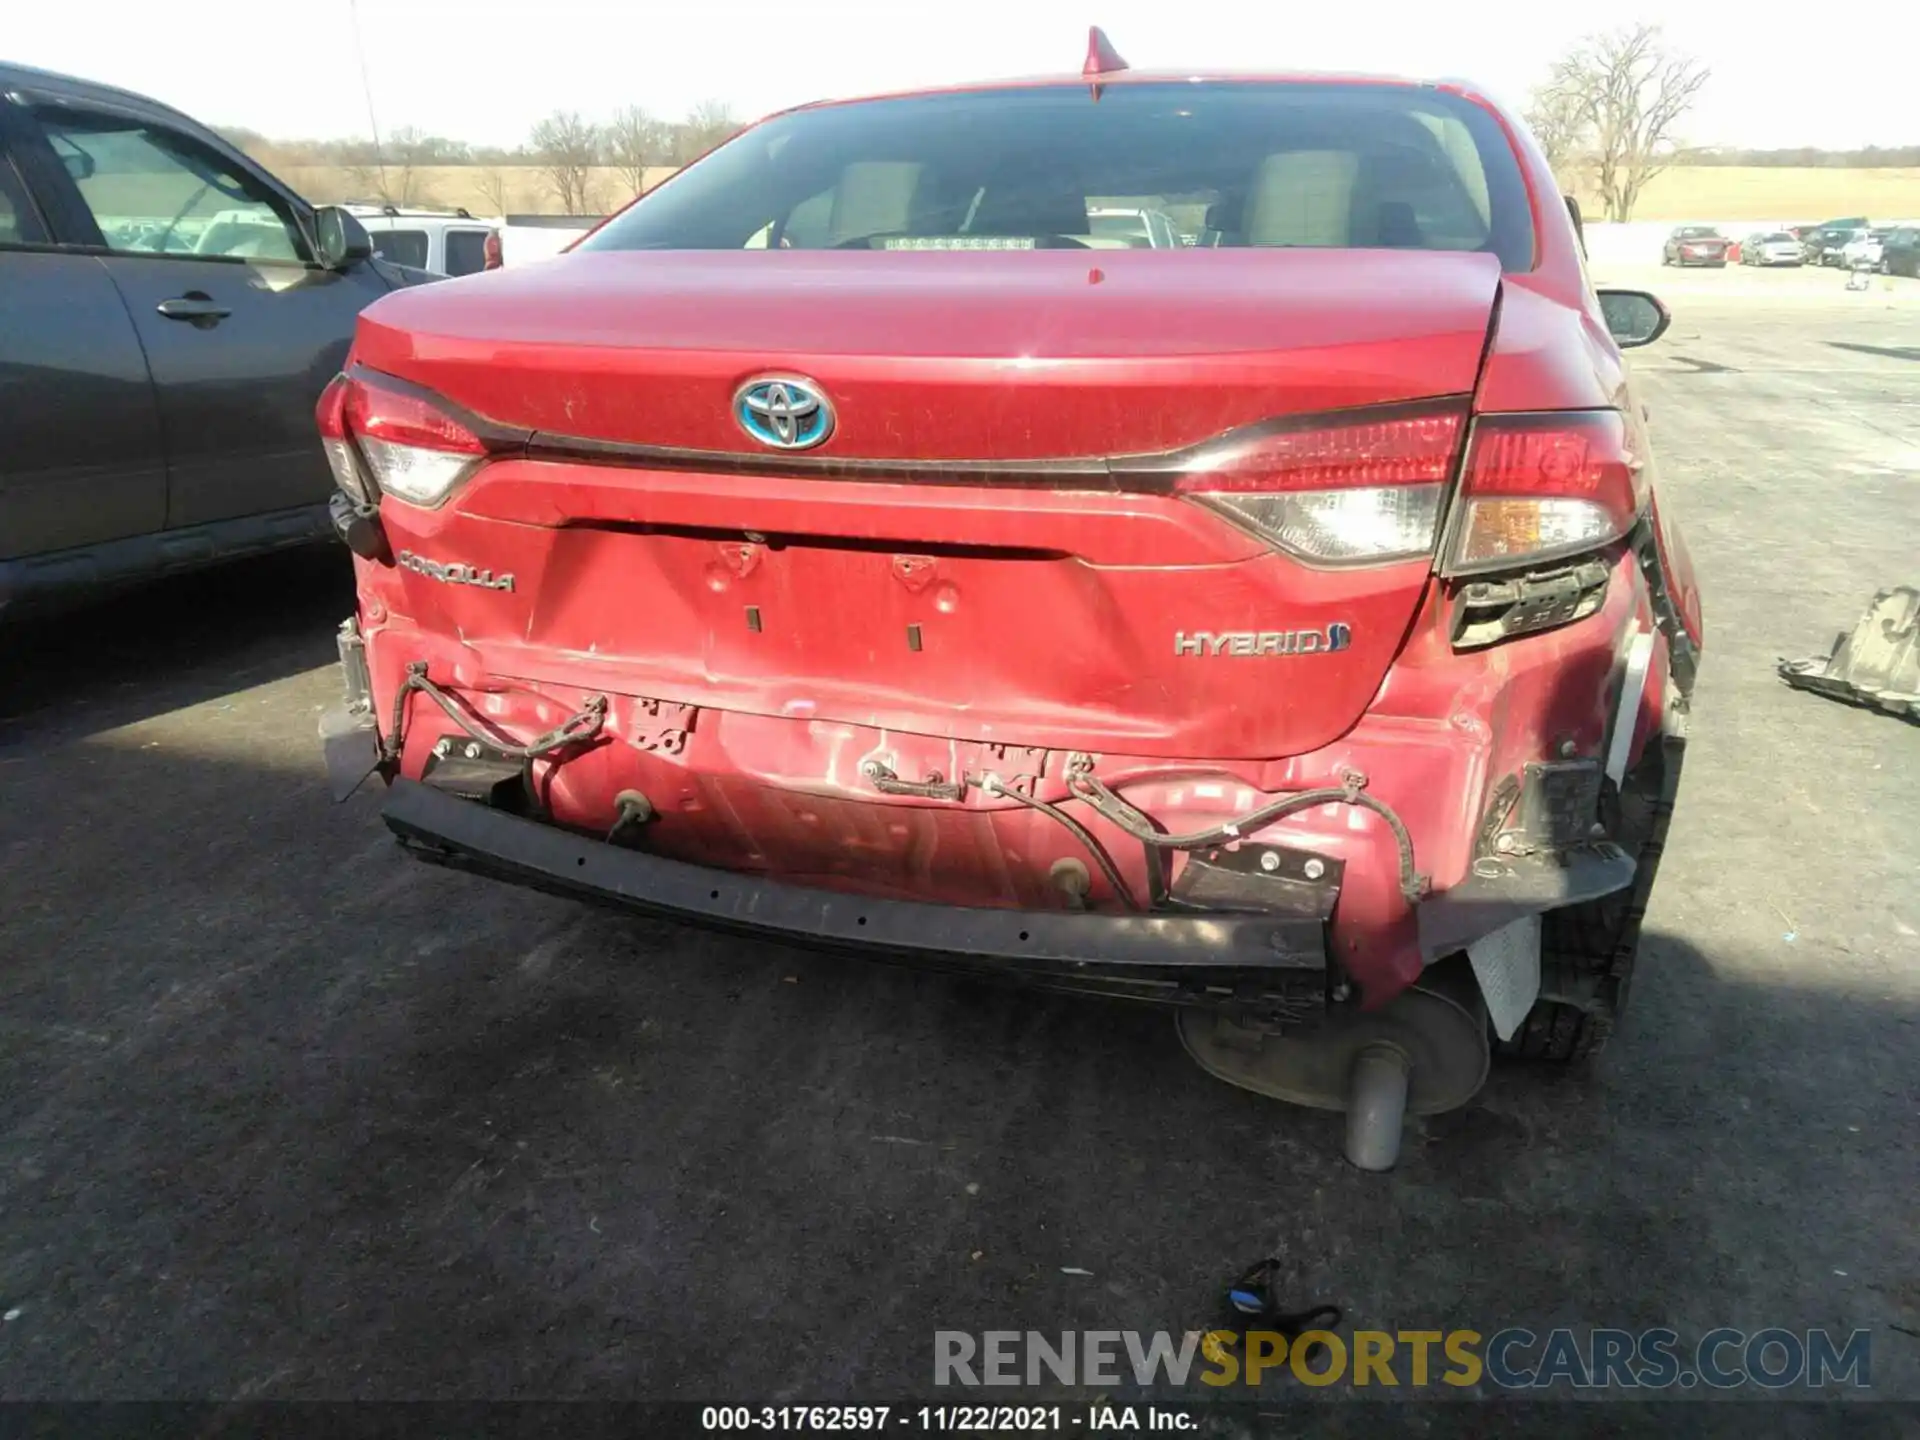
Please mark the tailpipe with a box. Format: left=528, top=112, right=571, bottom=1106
left=1177, top=959, right=1488, bottom=1171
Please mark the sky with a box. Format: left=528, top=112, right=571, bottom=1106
left=9, top=0, right=1916, bottom=152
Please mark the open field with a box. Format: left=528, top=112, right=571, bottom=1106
left=275, top=161, right=1920, bottom=222
left=278, top=163, right=678, bottom=215
left=2, top=292, right=1917, bottom=1408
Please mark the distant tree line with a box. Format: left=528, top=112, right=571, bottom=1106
left=1673, top=145, right=1920, bottom=168
left=216, top=100, right=741, bottom=213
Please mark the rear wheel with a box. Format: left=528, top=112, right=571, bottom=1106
left=1495, top=731, right=1684, bottom=1065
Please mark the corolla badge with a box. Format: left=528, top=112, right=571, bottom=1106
left=1174, top=625, right=1353, bottom=656
left=397, top=549, right=514, bottom=592
left=734, top=376, right=834, bottom=450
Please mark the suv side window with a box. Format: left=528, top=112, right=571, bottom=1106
left=33, top=107, right=308, bottom=263
left=0, top=153, right=49, bottom=245
left=374, top=228, right=429, bottom=268
left=444, top=227, right=489, bottom=275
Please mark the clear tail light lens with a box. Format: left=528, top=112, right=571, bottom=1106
left=1445, top=411, right=1641, bottom=575
left=1174, top=408, right=1464, bottom=565
left=314, top=374, right=374, bottom=504
left=325, top=372, right=489, bottom=508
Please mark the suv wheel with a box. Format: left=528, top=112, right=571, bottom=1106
left=1495, top=731, right=1684, bottom=1065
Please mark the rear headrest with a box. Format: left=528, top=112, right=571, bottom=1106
left=828, top=163, right=928, bottom=244
left=1243, top=151, right=1359, bottom=247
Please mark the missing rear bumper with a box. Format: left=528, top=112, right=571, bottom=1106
left=381, top=778, right=1333, bottom=1016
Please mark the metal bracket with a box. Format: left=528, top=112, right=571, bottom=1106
left=862, top=759, right=966, bottom=802
left=630, top=697, right=697, bottom=756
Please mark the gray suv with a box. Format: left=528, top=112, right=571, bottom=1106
left=0, top=61, right=430, bottom=613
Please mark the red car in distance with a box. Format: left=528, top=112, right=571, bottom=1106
left=1662, top=225, right=1731, bottom=267
left=316, top=33, right=1701, bottom=1169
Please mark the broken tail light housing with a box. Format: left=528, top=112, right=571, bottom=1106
left=315, top=374, right=373, bottom=504
left=314, top=371, right=489, bottom=509
left=1170, top=406, right=1465, bottom=565
left=1443, top=410, right=1641, bottom=576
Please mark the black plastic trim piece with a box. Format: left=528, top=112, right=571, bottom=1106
left=382, top=778, right=1329, bottom=978
left=0, top=503, right=332, bottom=610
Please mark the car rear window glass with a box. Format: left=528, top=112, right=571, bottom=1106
left=444, top=228, right=489, bottom=275
left=374, top=228, right=429, bottom=268
left=579, top=82, right=1534, bottom=270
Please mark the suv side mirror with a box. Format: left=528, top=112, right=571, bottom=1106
left=313, top=205, right=375, bottom=270
left=1595, top=289, right=1670, bottom=349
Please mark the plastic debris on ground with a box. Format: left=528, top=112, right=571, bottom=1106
left=1777, top=586, right=1920, bottom=723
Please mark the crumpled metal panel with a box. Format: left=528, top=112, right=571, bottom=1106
left=1778, top=587, right=1920, bottom=722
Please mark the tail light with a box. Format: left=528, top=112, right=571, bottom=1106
left=1172, top=407, right=1464, bottom=564
left=315, top=374, right=373, bottom=504
left=313, top=371, right=489, bottom=509
left=483, top=230, right=503, bottom=270
left=1443, top=410, right=1640, bottom=575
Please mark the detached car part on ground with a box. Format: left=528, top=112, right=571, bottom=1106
left=1779, top=587, right=1920, bottom=723
left=317, top=38, right=1705, bottom=1170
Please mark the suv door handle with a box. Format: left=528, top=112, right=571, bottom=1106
left=155, top=294, right=232, bottom=325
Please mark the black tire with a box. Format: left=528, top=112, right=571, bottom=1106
left=1495, top=732, right=1685, bottom=1065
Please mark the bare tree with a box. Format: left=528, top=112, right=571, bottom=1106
left=1538, top=25, right=1709, bottom=222
left=475, top=164, right=513, bottom=217
left=529, top=111, right=602, bottom=214
left=1523, top=82, right=1591, bottom=182
left=343, top=126, right=439, bottom=209
left=672, top=99, right=740, bottom=164
left=605, top=105, right=664, bottom=201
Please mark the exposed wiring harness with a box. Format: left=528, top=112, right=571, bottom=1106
left=969, top=773, right=1144, bottom=913
left=1069, top=767, right=1427, bottom=906
left=382, top=661, right=608, bottom=764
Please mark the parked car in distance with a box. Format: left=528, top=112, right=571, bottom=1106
left=0, top=60, right=436, bottom=613
left=1881, top=225, right=1920, bottom=277
left=1809, top=216, right=1870, bottom=265
left=1842, top=226, right=1898, bottom=271
left=1084, top=205, right=1186, bottom=248
left=349, top=204, right=496, bottom=277
left=482, top=213, right=607, bottom=269
left=319, top=42, right=1701, bottom=1170
left=1741, top=231, right=1805, bottom=266
left=1662, top=225, right=1729, bottom=266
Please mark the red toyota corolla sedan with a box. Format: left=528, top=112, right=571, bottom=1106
left=316, top=37, right=1701, bottom=1168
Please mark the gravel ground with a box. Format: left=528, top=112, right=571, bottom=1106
left=0, top=294, right=1915, bottom=1422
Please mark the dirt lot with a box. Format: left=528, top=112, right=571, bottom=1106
left=0, top=292, right=1916, bottom=1417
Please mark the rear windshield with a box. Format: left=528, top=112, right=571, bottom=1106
left=579, top=82, right=1535, bottom=270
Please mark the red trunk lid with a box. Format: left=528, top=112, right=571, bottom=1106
left=356, top=249, right=1502, bottom=759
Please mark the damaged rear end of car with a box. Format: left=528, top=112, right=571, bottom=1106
left=318, top=71, right=1702, bottom=1168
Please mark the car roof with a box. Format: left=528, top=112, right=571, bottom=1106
left=775, top=69, right=1487, bottom=119
left=0, top=59, right=202, bottom=130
